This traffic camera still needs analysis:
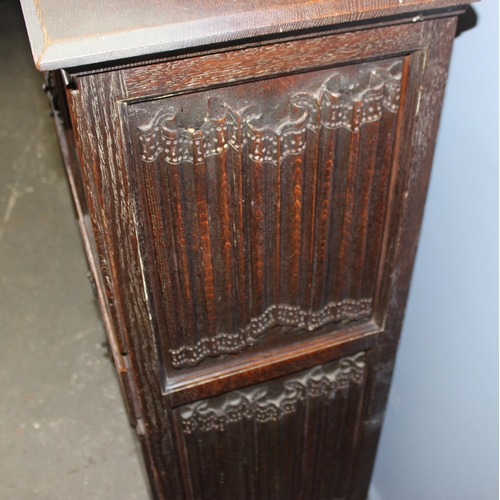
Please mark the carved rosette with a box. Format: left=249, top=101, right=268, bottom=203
left=135, top=61, right=403, bottom=369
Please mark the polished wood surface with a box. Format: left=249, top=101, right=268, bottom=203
left=41, top=5, right=466, bottom=499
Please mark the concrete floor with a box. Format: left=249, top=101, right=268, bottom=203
left=0, top=1, right=151, bottom=498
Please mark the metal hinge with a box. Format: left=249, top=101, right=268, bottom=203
left=61, top=69, right=77, bottom=90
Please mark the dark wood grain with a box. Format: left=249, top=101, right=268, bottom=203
left=128, top=61, right=402, bottom=374
left=168, top=321, right=378, bottom=407
left=346, top=17, right=459, bottom=500
left=55, top=8, right=466, bottom=499
left=177, top=353, right=366, bottom=500
left=123, top=23, right=421, bottom=99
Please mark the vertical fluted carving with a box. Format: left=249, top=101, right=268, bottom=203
left=136, top=61, right=403, bottom=368
left=176, top=352, right=366, bottom=499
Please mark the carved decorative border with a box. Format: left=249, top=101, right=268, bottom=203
left=138, top=62, right=402, bottom=164
left=170, top=298, right=372, bottom=368
left=180, top=352, right=366, bottom=434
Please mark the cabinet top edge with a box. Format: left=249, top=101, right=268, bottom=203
left=20, top=0, right=474, bottom=71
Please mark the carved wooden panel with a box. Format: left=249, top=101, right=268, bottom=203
left=62, top=15, right=460, bottom=500
left=175, top=352, right=366, bottom=499
left=127, top=58, right=403, bottom=373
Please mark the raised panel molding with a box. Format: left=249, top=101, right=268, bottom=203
left=175, top=352, right=367, bottom=499
left=131, top=60, right=403, bottom=369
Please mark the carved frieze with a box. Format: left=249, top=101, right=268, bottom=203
left=179, top=352, right=366, bottom=434
left=170, top=298, right=372, bottom=368
left=138, top=63, right=402, bottom=163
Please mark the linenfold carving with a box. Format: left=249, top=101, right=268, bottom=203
left=135, top=60, right=403, bottom=369
left=180, top=352, right=365, bottom=434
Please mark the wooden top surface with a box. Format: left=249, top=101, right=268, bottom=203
left=21, top=0, right=470, bottom=71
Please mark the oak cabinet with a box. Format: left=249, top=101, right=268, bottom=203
left=22, top=1, right=472, bottom=498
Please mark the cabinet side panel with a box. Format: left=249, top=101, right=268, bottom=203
left=64, top=18, right=459, bottom=499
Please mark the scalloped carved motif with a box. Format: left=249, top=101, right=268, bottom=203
left=170, top=298, right=372, bottom=368
left=138, top=63, right=402, bottom=163
left=179, top=352, right=365, bottom=433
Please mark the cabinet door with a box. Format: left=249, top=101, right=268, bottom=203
left=67, top=18, right=457, bottom=500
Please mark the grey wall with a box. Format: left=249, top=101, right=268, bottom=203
left=369, top=3, right=498, bottom=500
